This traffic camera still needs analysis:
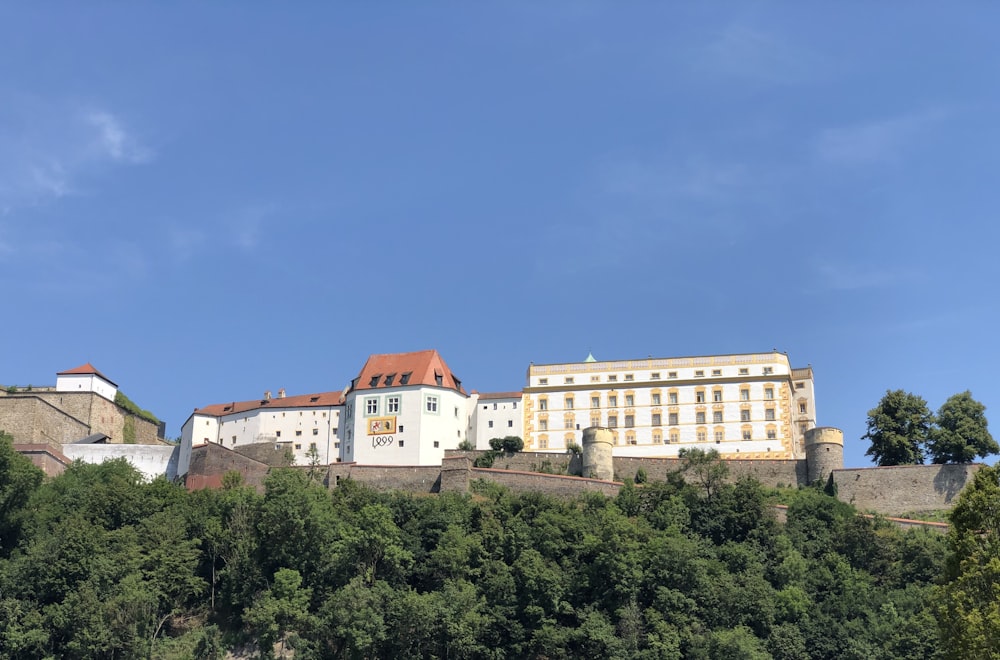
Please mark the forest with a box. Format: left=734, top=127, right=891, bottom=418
left=0, top=432, right=997, bottom=659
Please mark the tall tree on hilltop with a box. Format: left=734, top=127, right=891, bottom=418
left=926, top=391, right=997, bottom=464
left=862, top=390, right=933, bottom=466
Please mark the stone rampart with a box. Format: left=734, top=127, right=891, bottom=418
left=186, top=443, right=270, bottom=491
left=0, top=396, right=91, bottom=444
left=235, top=442, right=295, bottom=466
left=832, top=463, right=983, bottom=516
left=62, top=444, right=180, bottom=482
left=464, top=468, right=622, bottom=497
left=325, top=463, right=443, bottom=493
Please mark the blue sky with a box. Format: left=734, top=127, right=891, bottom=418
left=2, top=3, right=998, bottom=468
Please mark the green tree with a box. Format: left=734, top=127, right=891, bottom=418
left=927, top=391, right=997, bottom=464
left=678, top=448, right=729, bottom=499
left=244, top=568, right=314, bottom=658
left=863, top=390, right=933, bottom=465
left=936, top=465, right=1000, bottom=658
left=0, top=431, right=44, bottom=554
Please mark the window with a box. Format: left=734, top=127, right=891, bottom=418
left=609, top=395, right=617, bottom=407
left=695, top=370, right=704, bottom=377
left=384, top=374, right=395, bottom=386
left=763, top=367, right=773, bottom=375
left=539, top=419, right=548, bottom=431
left=565, top=377, right=574, bottom=384
left=625, top=394, right=634, bottom=407
left=651, top=372, right=661, bottom=380
left=767, top=429, right=777, bottom=440
left=231, top=436, right=237, bottom=445
left=668, top=392, right=678, bottom=405
left=608, top=415, right=618, bottom=428
left=669, top=430, right=679, bottom=443
left=387, top=396, right=400, bottom=413
left=765, top=387, right=774, bottom=400
left=625, top=374, right=634, bottom=382
left=795, top=382, right=805, bottom=389
left=566, top=396, right=574, bottom=409
left=696, top=412, right=706, bottom=424
left=696, top=391, right=705, bottom=403
left=799, top=403, right=807, bottom=414
left=399, top=440, right=405, bottom=447
left=653, top=430, right=662, bottom=443
left=335, top=442, right=340, bottom=448
left=566, top=419, right=575, bottom=430
left=715, top=431, right=724, bottom=442
left=513, top=402, right=517, bottom=409
left=740, top=389, right=750, bottom=401
left=712, top=369, right=722, bottom=376
left=488, top=420, right=494, bottom=428
left=591, top=376, right=600, bottom=382
left=713, top=411, right=723, bottom=423
left=454, top=406, right=459, bottom=418
left=668, top=371, right=678, bottom=379
left=713, top=390, right=723, bottom=402
left=652, top=413, right=661, bottom=426
left=369, top=375, right=381, bottom=387
left=741, top=410, right=751, bottom=422
left=276, top=431, right=281, bottom=438
left=366, top=398, right=379, bottom=415
left=697, top=430, right=707, bottom=442
left=739, top=368, right=749, bottom=375
left=625, top=414, right=634, bottom=428
left=669, top=413, right=679, bottom=425
left=539, top=378, right=548, bottom=385
left=295, top=430, right=302, bottom=436
left=400, top=372, right=411, bottom=385
left=608, top=375, right=618, bottom=382
left=434, top=441, right=440, bottom=448
left=539, top=399, right=548, bottom=411
left=426, top=396, right=439, bottom=413
left=591, top=396, right=600, bottom=408
left=742, top=430, right=752, bottom=440
left=652, top=393, right=661, bottom=405
left=508, top=420, right=513, bottom=427
left=295, top=443, right=301, bottom=450
left=765, top=408, right=776, bottom=421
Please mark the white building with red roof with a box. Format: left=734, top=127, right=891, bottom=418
left=341, top=349, right=470, bottom=465
left=56, top=362, right=118, bottom=401
left=179, top=388, right=345, bottom=471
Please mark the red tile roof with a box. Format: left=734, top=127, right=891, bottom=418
left=56, top=363, right=118, bottom=387
left=477, top=391, right=523, bottom=400
left=195, top=390, right=346, bottom=417
left=351, top=349, right=467, bottom=395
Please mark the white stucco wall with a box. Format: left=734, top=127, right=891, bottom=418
left=62, top=444, right=180, bottom=481
left=56, top=373, right=117, bottom=401
left=471, top=395, right=524, bottom=449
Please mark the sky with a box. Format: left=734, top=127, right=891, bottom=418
left=2, top=3, right=999, bottom=469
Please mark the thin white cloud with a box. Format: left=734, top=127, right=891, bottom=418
left=85, top=110, right=152, bottom=163
left=815, top=109, right=947, bottom=164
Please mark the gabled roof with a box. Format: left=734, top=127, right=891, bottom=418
left=56, top=363, right=118, bottom=387
left=195, top=391, right=346, bottom=417
left=477, top=391, right=523, bottom=400
left=351, top=350, right=467, bottom=395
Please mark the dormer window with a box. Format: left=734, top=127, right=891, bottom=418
left=223, top=406, right=232, bottom=412
left=384, top=373, right=395, bottom=386
left=369, top=374, right=382, bottom=387
left=400, top=372, right=412, bottom=385
left=309, top=396, right=319, bottom=403
left=434, top=369, right=444, bottom=387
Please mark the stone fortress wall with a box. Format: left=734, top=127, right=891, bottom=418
left=0, top=390, right=162, bottom=445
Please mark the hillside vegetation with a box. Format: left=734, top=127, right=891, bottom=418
left=0, top=432, right=995, bottom=659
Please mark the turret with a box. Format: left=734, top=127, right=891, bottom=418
left=582, top=426, right=614, bottom=481
left=805, top=427, right=844, bottom=484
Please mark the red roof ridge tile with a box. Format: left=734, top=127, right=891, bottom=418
left=56, top=363, right=117, bottom=387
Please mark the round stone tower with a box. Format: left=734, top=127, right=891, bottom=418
left=582, top=426, right=614, bottom=481
left=805, top=427, right=844, bottom=484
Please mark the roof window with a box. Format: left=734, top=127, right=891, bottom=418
left=400, top=372, right=412, bottom=385
left=384, top=373, right=396, bottom=386
left=369, top=374, right=382, bottom=387
left=310, top=396, right=319, bottom=403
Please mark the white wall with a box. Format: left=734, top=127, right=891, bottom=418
left=56, top=373, right=117, bottom=401
left=470, top=394, right=524, bottom=449
left=63, top=444, right=180, bottom=481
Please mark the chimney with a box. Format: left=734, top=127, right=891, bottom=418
left=264, top=390, right=272, bottom=401
left=278, top=388, right=286, bottom=399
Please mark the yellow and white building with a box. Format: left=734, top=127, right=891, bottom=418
left=524, top=352, right=815, bottom=460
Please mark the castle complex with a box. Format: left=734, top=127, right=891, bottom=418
left=5, top=350, right=982, bottom=517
